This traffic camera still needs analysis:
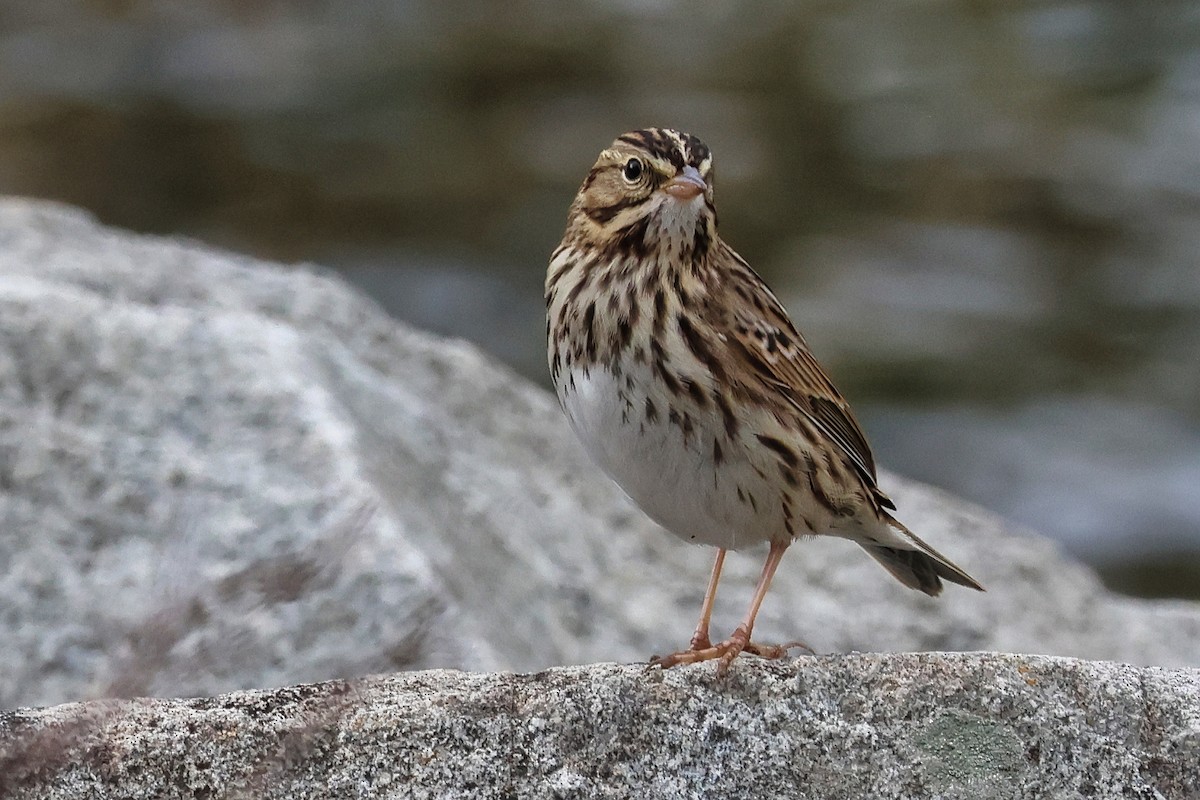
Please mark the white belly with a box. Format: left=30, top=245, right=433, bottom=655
left=557, top=365, right=783, bottom=550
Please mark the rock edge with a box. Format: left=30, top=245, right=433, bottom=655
left=1, top=653, right=1197, bottom=800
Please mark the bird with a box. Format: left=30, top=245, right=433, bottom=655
left=545, top=128, right=983, bottom=673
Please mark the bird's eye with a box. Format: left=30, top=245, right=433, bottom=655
left=622, top=158, right=644, bottom=182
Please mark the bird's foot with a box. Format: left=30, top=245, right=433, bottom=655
left=743, top=638, right=815, bottom=659
left=651, top=626, right=812, bottom=675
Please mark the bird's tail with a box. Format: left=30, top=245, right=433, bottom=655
left=860, top=515, right=985, bottom=597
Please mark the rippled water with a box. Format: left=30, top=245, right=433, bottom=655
left=0, top=0, right=1197, bottom=597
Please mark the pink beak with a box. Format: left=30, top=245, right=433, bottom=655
left=664, top=166, right=707, bottom=200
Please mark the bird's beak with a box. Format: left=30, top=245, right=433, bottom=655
left=664, top=166, right=707, bottom=200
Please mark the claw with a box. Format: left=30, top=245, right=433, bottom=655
left=744, top=639, right=814, bottom=659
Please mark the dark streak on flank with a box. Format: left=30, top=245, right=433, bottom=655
left=650, top=339, right=682, bottom=396
left=683, top=377, right=708, bottom=408
left=582, top=301, right=597, bottom=362
left=656, top=365, right=682, bottom=397
left=645, top=396, right=659, bottom=424
left=679, top=411, right=694, bottom=442
left=713, top=438, right=724, bottom=466
left=756, top=434, right=799, bottom=468
left=715, top=392, right=739, bottom=438
left=667, top=407, right=695, bottom=441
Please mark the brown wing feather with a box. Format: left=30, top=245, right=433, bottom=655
left=709, top=245, right=890, bottom=504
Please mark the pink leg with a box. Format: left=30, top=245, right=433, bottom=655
left=689, top=548, right=726, bottom=650
left=652, top=541, right=810, bottom=673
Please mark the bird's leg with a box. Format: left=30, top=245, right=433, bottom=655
left=716, top=540, right=794, bottom=672
left=688, top=548, right=726, bottom=650
left=652, top=541, right=810, bottom=672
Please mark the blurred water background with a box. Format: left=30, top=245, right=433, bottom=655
left=0, top=1, right=1196, bottom=598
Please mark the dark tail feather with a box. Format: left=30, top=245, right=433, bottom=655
left=862, top=516, right=985, bottom=597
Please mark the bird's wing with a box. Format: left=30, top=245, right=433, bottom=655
left=712, top=249, right=892, bottom=507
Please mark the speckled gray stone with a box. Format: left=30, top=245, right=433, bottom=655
left=1, top=654, right=1197, bottom=799
left=0, top=198, right=1198, bottom=714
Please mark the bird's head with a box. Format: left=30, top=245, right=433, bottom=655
left=567, top=128, right=717, bottom=264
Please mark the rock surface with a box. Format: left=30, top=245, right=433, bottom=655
left=0, top=198, right=1198, bottom=715
left=1, top=654, right=1198, bottom=799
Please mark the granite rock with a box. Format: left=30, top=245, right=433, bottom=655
left=1, top=654, right=1197, bottom=799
